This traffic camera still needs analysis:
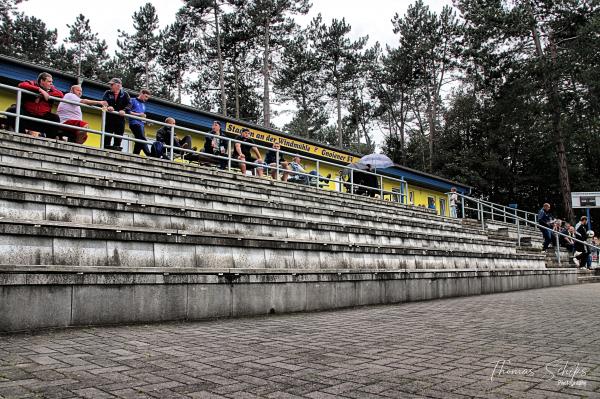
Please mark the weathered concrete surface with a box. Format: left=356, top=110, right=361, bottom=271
left=0, top=284, right=598, bottom=398
left=0, top=268, right=578, bottom=332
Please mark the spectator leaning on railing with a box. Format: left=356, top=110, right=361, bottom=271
left=57, top=85, right=108, bottom=144
left=127, top=89, right=152, bottom=156
left=16, top=72, right=63, bottom=138
left=537, top=203, right=554, bottom=252
left=102, top=78, right=131, bottom=151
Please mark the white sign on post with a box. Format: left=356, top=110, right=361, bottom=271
left=571, top=192, right=600, bottom=208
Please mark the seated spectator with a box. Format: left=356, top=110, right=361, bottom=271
left=288, top=155, right=330, bottom=186
left=203, top=121, right=227, bottom=169
left=264, top=142, right=291, bottom=181
left=156, top=117, right=190, bottom=151
left=57, top=85, right=108, bottom=144
left=560, top=224, right=575, bottom=255
left=233, top=128, right=263, bottom=176
left=17, top=72, right=64, bottom=138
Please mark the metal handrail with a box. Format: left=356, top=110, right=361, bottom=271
left=0, top=83, right=408, bottom=204
left=451, top=191, right=600, bottom=268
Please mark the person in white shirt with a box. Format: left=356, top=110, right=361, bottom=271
left=449, top=187, right=459, bottom=218
left=57, top=85, right=107, bottom=143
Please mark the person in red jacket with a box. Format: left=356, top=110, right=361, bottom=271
left=17, top=72, right=64, bottom=138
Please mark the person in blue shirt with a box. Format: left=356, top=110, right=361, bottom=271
left=128, top=89, right=151, bottom=156
left=537, top=202, right=554, bottom=251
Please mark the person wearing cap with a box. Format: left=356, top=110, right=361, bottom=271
left=17, top=72, right=64, bottom=138
left=203, top=121, right=227, bottom=169
left=233, top=128, right=263, bottom=176
left=57, top=85, right=108, bottom=144
left=101, top=78, right=131, bottom=151
left=127, top=88, right=152, bottom=156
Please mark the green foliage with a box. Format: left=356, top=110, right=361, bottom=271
left=64, top=14, right=109, bottom=81
left=116, top=2, right=160, bottom=90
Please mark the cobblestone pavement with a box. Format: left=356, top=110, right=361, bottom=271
left=1, top=284, right=600, bottom=399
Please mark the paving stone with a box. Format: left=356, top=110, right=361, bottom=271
left=0, top=285, right=599, bottom=398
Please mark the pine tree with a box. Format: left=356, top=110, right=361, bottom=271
left=10, top=14, right=58, bottom=66
left=158, top=17, right=193, bottom=102
left=0, top=0, right=23, bottom=55
left=182, top=0, right=228, bottom=115
left=64, top=14, right=109, bottom=82
left=243, top=0, right=310, bottom=127
left=391, top=0, right=462, bottom=172
left=274, top=33, right=327, bottom=140
left=309, top=15, right=367, bottom=148
left=116, top=2, right=160, bottom=90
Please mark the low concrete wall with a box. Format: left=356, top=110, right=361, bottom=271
left=0, top=268, right=578, bottom=332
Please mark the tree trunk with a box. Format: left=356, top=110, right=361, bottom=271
left=336, top=81, right=342, bottom=147
left=530, top=18, right=574, bottom=222
left=427, top=91, right=436, bottom=173
left=262, top=21, right=271, bottom=127
left=214, top=0, right=226, bottom=117
left=234, top=66, right=240, bottom=119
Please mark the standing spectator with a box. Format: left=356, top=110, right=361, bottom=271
left=102, top=78, right=131, bottom=151
left=57, top=85, right=107, bottom=144
left=203, top=121, right=227, bottom=169
left=537, top=203, right=554, bottom=251
left=449, top=187, right=459, bottom=218
left=233, top=128, right=264, bottom=176
left=17, top=72, right=64, bottom=138
left=264, top=142, right=291, bottom=181
left=574, top=216, right=590, bottom=268
left=128, top=89, right=151, bottom=156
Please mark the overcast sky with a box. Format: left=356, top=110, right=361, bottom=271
left=18, top=0, right=453, bottom=54
left=17, top=0, right=454, bottom=145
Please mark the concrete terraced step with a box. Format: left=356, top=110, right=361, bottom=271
left=0, top=219, right=546, bottom=270
left=0, top=165, right=486, bottom=240
left=0, top=132, right=438, bottom=222
left=0, top=186, right=517, bottom=255
left=0, top=156, right=459, bottom=234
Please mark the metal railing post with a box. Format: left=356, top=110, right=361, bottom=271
left=316, top=160, right=320, bottom=189
left=379, top=175, right=384, bottom=199
left=480, top=203, right=485, bottom=230
left=100, top=108, right=106, bottom=149
left=169, top=125, right=175, bottom=161
left=516, top=218, right=521, bottom=247
left=275, top=151, right=280, bottom=181
left=555, top=233, right=561, bottom=267
left=503, top=206, right=506, bottom=223
left=350, top=169, right=354, bottom=194
left=227, top=139, right=232, bottom=171
left=14, top=90, right=22, bottom=134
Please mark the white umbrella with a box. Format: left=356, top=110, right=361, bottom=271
left=357, top=153, right=394, bottom=169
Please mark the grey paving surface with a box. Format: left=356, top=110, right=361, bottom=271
left=1, top=285, right=599, bottom=399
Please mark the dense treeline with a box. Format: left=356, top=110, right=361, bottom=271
left=0, top=0, right=599, bottom=219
